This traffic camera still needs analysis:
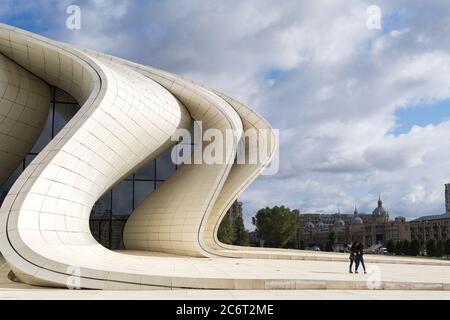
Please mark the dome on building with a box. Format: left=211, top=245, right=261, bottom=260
left=305, top=222, right=315, bottom=229
left=352, top=216, right=363, bottom=225
left=372, top=195, right=388, bottom=216
left=334, top=219, right=345, bottom=226
left=316, top=222, right=325, bottom=228
left=352, top=205, right=363, bottom=224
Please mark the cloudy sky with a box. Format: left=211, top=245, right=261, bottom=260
left=2, top=0, right=450, bottom=229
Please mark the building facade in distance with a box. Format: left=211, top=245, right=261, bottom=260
left=409, top=213, right=450, bottom=245
left=409, top=184, right=450, bottom=245
left=297, top=196, right=410, bottom=250
left=227, top=200, right=243, bottom=219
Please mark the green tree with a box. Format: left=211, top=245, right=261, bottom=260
left=426, top=239, right=437, bottom=257
left=218, top=212, right=250, bottom=246
left=436, top=240, right=444, bottom=257
left=252, top=206, right=298, bottom=248
left=386, top=239, right=395, bottom=255
left=325, top=229, right=338, bottom=252
left=402, top=240, right=410, bottom=256
left=409, top=239, right=421, bottom=256
left=232, top=214, right=250, bottom=246
left=217, top=214, right=235, bottom=245
left=394, top=241, right=403, bottom=255
left=299, top=240, right=306, bottom=250
left=445, top=239, right=450, bottom=258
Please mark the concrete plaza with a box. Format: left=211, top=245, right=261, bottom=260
left=1, top=250, right=450, bottom=298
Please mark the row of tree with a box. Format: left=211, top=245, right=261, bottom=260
left=386, top=239, right=450, bottom=257
left=425, top=239, right=450, bottom=257
left=219, top=204, right=450, bottom=259
left=252, top=206, right=298, bottom=248
left=386, top=239, right=421, bottom=256
left=218, top=205, right=299, bottom=248
left=217, top=212, right=250, bottom=246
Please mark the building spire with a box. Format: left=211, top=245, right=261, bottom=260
left=378, top=193, right=382, bottom=207
left=354, top=205, right=358, bottom=215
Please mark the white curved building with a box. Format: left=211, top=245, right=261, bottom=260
left=1, top=24, right=450, bottom=293
left=0, top=24, right=278, bottom=289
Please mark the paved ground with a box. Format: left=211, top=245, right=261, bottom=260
left=0, top=288, right=449, bottom=300
left=1, top=250, right=450, bottom=295
left=106, top=250, right=450, bottom=290
left=216, top=247, right=450, bottom=266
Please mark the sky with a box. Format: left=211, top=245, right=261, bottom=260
left=2, top=0, right=450, bottom=230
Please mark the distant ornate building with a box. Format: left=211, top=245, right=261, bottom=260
left=409, top=213, right=450, bottom=245
left=409, top=184, right=450, bottom=245
left=298, top=196, right=410, bottom=250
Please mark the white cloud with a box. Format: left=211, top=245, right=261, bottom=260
left=4, top=0, right=450, bottom=228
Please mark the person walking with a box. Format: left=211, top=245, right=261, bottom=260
left=348, top=242, right=357, bottom=273
left=354, top=241, right=367, bottom=274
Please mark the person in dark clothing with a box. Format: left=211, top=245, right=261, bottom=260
left=354, top=242, right=367, bottom=274
left=348, top=242, right=357, bottom=273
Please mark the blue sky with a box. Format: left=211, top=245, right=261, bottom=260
left=2, top=0, right=450, bottom=229
left=0, top=3, right=60, bottom=34
left=393, top=99, right=450, bottom=136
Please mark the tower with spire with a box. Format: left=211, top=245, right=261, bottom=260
left=352, top=204, right=363, bottom=225
left=372, top=194, right=389, bottom=222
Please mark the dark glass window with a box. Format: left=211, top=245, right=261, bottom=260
left=134, top=181, right=154, bottom=209
left=156, top=148, right=176, bottom=180
left=53, top=103, right=78, bottom=134
left=134, top=160, right=156, bottom=180
left=112, top=180, right=133, bottom=216
left=24, top=154, right=36, bottom=167
left=92, top=191, right=112, bottom=219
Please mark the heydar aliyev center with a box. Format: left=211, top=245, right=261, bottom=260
left=1, top=24, right=449, bottom=292
left=0, top=23, right=282, bottom=289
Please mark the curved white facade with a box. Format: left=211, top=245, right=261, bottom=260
left=0, top=24, right=277, bottom=289
left=0, top=54, right=50, bottom=185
